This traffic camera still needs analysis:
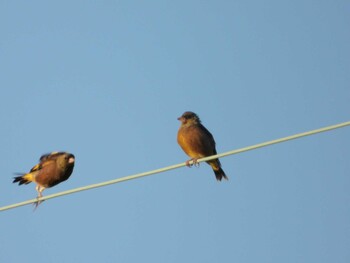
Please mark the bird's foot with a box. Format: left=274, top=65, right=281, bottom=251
left=185, top=159, right=192, bottom=167
left=193, top=158, right=200, bottom=167
left=33, top=196, right=44, bottom=211
left=186, top=158, right=200, bottom=167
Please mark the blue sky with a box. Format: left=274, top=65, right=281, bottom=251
left=1, top=1, right=349, bottom=262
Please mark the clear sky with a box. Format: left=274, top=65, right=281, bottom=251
left=1, top=1, right=349, bottom=262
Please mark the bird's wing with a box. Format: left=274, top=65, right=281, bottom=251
left=30, top=163, right=42, bottom=172
left=30, top=159, right=56, bottom=173
left=30, top=153, right=62, bottom=172
left=199, top=124, right=217, bottom=151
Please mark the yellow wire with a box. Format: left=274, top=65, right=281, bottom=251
left=1, top=120, right=349, bottom=212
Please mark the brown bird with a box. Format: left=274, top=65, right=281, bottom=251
left=177, top=111, right=228, bottom=181
left=13, top=152, right=75, bottom=205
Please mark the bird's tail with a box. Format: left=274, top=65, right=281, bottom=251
left=213, top=167, right=228, bottom=181
left=13, top=173, right=34, bottom=185
left=208, top=160, right=229, bottom=181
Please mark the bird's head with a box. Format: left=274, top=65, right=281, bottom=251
left=65, top=153, right=75, bottom=164
left=54, top=152, right=75, bottom=168
left=177, top=111, right=201, bottom=125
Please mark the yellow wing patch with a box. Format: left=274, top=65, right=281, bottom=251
left=30, top=163, right=42, bottom=172
left=30, top=159, right=55, bottom=172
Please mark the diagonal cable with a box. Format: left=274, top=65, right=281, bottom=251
left=1, top=120, right=349, bottom=212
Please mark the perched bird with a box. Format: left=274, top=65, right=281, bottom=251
left=177, top=111, right=228, bottom=181
left=13, top=152, right=75, bottom=205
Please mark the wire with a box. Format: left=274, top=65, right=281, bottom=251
left=1, top=120, right=350, bottom=212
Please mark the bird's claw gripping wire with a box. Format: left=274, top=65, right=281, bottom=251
left=32, top=195, right=44, bottom=211
left=186, top=158, right=200, bottom=167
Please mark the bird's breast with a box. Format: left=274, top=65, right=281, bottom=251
left=177, top=126, right=207, bottom=158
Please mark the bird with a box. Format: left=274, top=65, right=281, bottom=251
left=177, top=111, right=228, bottom=181
left=13, top=152, right=75, bottom=207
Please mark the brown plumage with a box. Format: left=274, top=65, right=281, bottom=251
left=13, top=152, right=75, bottom=204
left=177, top=111, right=228, bottom=181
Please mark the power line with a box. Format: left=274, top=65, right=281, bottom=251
left=1, top=120, right=349, bottom=212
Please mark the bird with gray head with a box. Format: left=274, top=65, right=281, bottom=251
left=177, top=111, right=228, bottom=181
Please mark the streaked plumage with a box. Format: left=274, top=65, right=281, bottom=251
left=13, top=152, right=75, bottom=205
left=177, top=111, right=228, bottom=181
